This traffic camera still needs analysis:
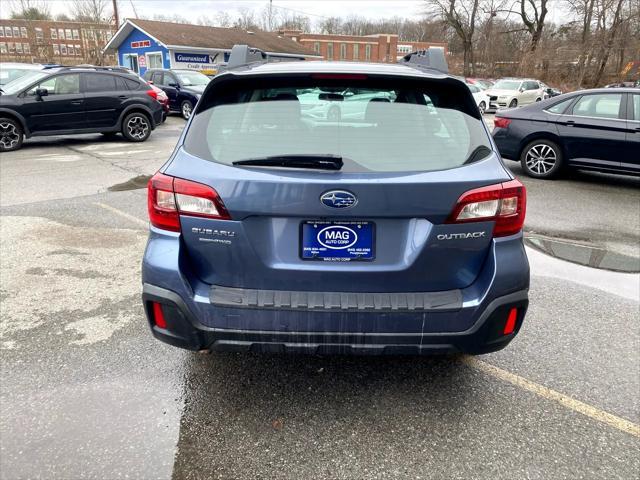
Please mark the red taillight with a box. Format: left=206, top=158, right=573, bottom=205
left=494, top=117, right=511, bottom=129
left=146, top=88, right=158, bottom=100
left=152, top=302, right=167, bottom=329
left=147, top=172, right=230, bottom=232
left=446, top=179, right=526, bottom=237
left=503, top=307, right=518, bottom=335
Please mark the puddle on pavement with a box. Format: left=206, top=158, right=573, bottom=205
left=108, top=175, right=151, bottom=192
left=525, top=236, right=640, bottom=273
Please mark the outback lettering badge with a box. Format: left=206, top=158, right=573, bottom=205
left=437, top=232, right=486, bottom=240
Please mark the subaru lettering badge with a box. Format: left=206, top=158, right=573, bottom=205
left=320, top=190, right=357, bottom=209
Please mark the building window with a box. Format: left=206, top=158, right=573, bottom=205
left=60, top=44, right=67, bottom=55
left=67, top=45, right=74, bottom=55
left=76, top=46, right=82, bottom=56
left=13, top=27, right=20, bottom=37
left=327, top=42, right=333, bottom=60
left=313, top=41, right=320, bottom=54
left=20, top=27, right=27, bottom=38
left=15, top=42, right=22, bottom=54
left=53, top=44, right=59, bottom=55
left=65, top=29, right=72, bottom=40
left=5, top=26, right=12, bottom=37
left=72, top=29, right=79, bottom=40
left=147, top=52, right=163, bottom=69
left=340, top=43, right=347, bottom=60
left=23, top=43, right=30, bottom=54
left=8, top=42, right=15, bottom=53
left=50, top=28, right=57, bottom=39
left=353, top=43, right=359, bottom=60
left=365, top=44, right=371, bottom=60
left=35, top=28, right=43, bottom=43
left=0, top=43, right=6, bottom=53
left=58, top=28, right=64, bottom=39
left=0, top=27, right=4, bottom=38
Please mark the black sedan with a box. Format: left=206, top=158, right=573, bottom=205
left=492, top=88, right=639, bottom=179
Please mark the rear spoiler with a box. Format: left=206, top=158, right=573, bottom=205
left=399, top=47, right=448, bottom=75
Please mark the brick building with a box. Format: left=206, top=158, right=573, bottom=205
left=0, top=19, right=116, bottom=65
left=278, top=30, right=447, bottom=63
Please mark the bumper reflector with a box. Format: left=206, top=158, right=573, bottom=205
left=503, top=307, right=517, bottom=335
left=152, top=302, right=167, bottom=329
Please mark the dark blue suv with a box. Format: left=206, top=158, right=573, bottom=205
left=142, top=47, right=529, bottom=355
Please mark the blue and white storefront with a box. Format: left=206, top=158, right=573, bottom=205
left=104, top=19, right=317, bottom=76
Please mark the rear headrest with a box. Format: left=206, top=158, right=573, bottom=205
left=365, top=98, right=391, bottom=124
left=263, top=93, right=301, bottom=118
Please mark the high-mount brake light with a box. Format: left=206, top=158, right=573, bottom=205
left=447, top=179, right=526, bottom=237
left=147, top=173, right=230, bottom=232
left=494, top=117, right=511, bottom=129
left=311, top=73, right=368, bottom=80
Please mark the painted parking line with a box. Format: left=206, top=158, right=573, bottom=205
left=463, top=357, right=640, bottom=438
left=94, top=202, right=148, bottom=227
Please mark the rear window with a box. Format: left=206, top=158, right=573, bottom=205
left=184, top=77, right=491, bottom=173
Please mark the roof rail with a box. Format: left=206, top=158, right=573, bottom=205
left=399, top=47, right=448, bottom=74
left=227, top=44, right=268, bottom=69
left=43, top=65, right=131, bottom=72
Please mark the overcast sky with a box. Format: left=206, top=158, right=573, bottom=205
left=3, top=0, right=564, bottom=25
left=11, top=0, right=428, bottom=21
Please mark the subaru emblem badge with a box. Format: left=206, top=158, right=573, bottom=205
left=320, top=190, right=357, bottom=209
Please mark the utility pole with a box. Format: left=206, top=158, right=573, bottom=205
left=112, top=0, right=120, bottom=27
left=269, top=0, right=273, bottom=31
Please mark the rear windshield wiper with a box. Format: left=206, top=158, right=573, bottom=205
left=233, top=154, right=343, bottom=170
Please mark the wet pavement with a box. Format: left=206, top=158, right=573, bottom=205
left=1, top=115, right=639, bottom=479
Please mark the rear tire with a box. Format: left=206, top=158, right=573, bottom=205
left=0, top=117, right=24, bottom=152
left=520, top=139, right=563, bottom=179
left=121, top=112, right=151, bottom=142
left=509, top=99, right=518, bottom=108
left=181, top=100, right=193, bottom=120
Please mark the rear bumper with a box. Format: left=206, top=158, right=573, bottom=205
left=142, top=283, right=528, bottom=355
left=141, top=227, right=529, bottom=355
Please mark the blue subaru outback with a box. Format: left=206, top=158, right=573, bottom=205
left=142, top=46, right=529, bottom=355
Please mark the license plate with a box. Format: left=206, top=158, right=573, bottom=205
left=301, top=221, right=375, bottom=261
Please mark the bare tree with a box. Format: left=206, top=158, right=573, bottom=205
left=591, top=0, right=627, bottom=86
left=9, top=0, right=51, bottom=19
left=234, top=7, right=260, bottom=30
left=318, top=17, right=343, bottom=34
left=425, top=0, right=482, bottom=76
left=70, top=0, right=110, bottom=23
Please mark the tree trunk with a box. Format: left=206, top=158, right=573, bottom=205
left=591, top=0, right=625, bottom=87
left=463, top=41, right=473, bottom=77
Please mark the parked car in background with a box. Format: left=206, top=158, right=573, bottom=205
left=485, top=78, right=546, bottom=110
left=143, top=69, right=211, bottom=119
left=492, top=88, right=639, bottom=179
left=0, top=66, right=164, bottom=152
left=0, top=62, right=44, bottom=87
left=298, top=88, right=395, bottom=121
left=466, top=83, right=491, bottom=114
left=142, top=46, right=529, bottom=356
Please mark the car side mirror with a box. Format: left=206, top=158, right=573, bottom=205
left=35, top=88, right=49, bottom=98
left=519, top=87, right=524, bottom=93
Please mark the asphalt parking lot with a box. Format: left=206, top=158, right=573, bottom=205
left=1, top=115, right=639, bottom=479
